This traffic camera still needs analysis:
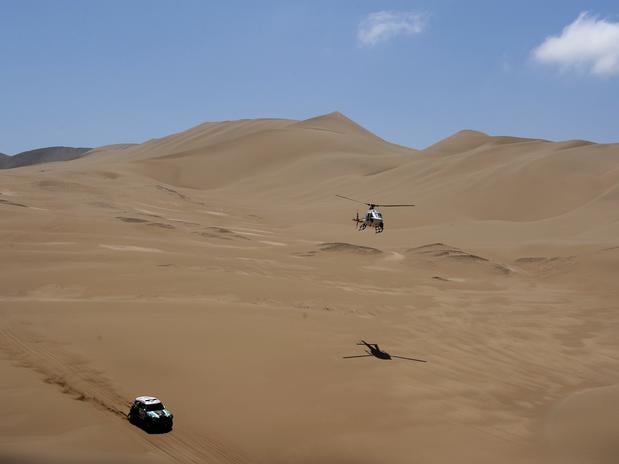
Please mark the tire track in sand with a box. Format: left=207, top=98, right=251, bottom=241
left=0, top=326, right=250, bottom=464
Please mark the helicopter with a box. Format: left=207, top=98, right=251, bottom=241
left=336, top=195, right=415, bottom=233
left=343, top=340, right=426, bottom=362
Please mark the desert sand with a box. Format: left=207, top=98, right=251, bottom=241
left=1, top=112, right=618, bottom=463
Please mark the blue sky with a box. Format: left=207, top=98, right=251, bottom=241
left=1, top=0, right=618, bottom=154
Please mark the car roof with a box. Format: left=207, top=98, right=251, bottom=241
left=135, top=396, right=162, bottom=404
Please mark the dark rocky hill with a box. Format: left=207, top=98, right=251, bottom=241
left=0, top=146, right=92, bottom=169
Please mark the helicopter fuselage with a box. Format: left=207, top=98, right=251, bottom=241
left=356, top=209, right=384, bottom=233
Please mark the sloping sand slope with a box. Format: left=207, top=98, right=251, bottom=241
left=1, top=113, right=619, bottom=464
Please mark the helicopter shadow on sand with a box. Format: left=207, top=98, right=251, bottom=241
left=343, top=341, right=427, bottom=362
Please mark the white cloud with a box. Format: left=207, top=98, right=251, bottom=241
left=358, top=11, right=427, bottom=47
left=532, top=12, right=619, bottom=77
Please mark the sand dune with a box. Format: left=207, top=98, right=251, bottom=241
left=1, top=112, right=619, bottom=463
left=135, top=113, right=413, bottom=190
left=404, top=243, right=512, bottom=279
left=545, top=384, right=619, bottom=464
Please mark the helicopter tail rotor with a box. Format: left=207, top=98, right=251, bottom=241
left=353, top=211, right=362, bottom=230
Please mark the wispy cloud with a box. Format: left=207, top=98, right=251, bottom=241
left=357, top=11, right=427, bottom=47
left=532, top=12, right=619, bottom=77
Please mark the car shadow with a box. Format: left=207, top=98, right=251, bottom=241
left=128, top=418, right=173, bottom=434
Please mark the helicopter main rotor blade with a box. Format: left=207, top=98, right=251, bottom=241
left=342, top=355, right=374, bottom=359
left=391, top=355, right=427, bottom=362
left=336, top=194, right=371, bottom=206
left=337, top=195, right=416, bottom=208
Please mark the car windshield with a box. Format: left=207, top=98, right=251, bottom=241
left=145, top=402, right=164, bottom=411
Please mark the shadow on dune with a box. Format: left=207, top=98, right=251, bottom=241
left=0, top=455, right=156, bottom=464
left=318, top=242, right=382, bottom=255
left=406, top=242, right=511, bottom=276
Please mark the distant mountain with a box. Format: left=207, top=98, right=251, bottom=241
left=0, top=146, right=92, bottom=169
left=0, top=153, right=9, bottom=168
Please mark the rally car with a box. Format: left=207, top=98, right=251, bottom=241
left=127, top=396, right=173, bottom=432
